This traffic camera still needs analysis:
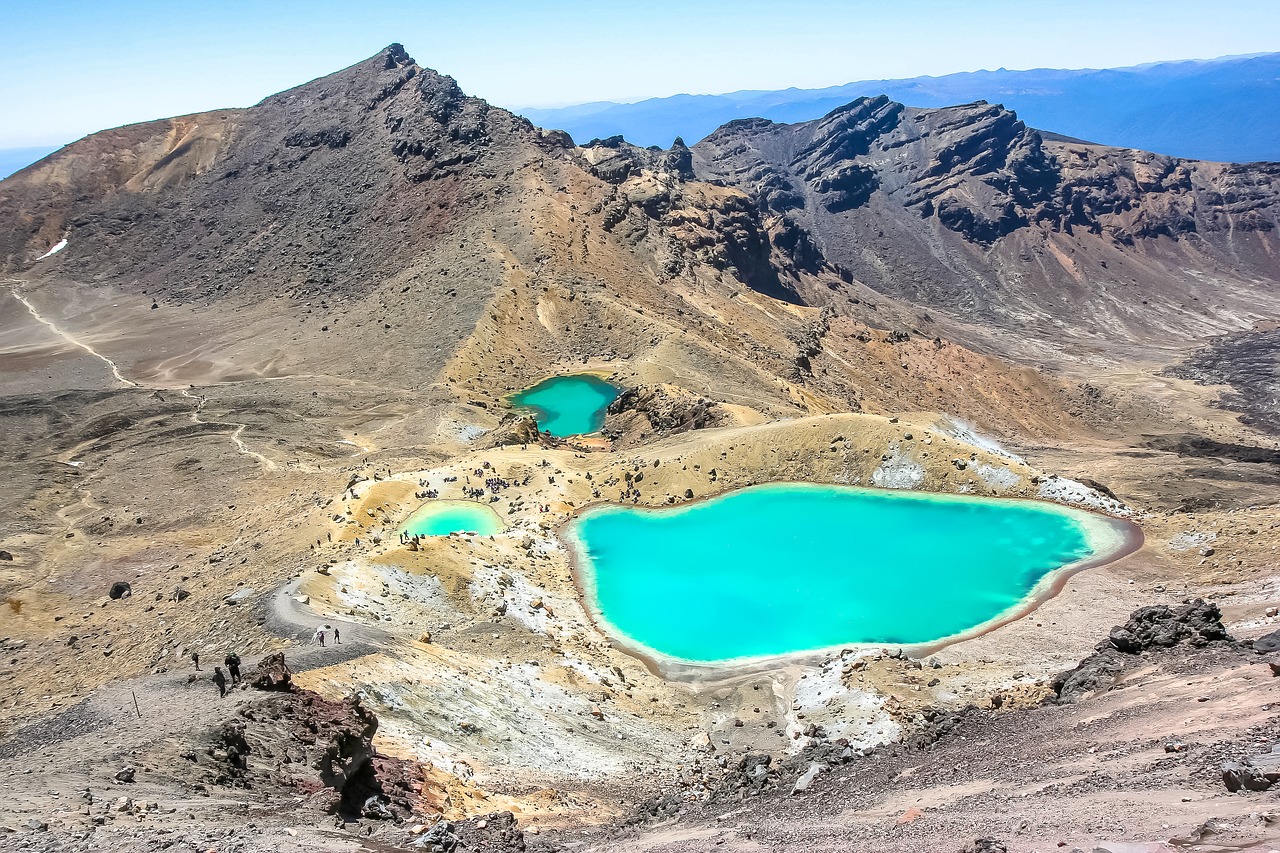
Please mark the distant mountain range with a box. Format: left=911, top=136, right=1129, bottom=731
left=517, top=53, right=1280, bottom=163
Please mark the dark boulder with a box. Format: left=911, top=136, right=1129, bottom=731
left=454, top=812, right=526, bottom=852
left=1052, top=647, right=1128, bottom=704
left=1253, top=629, right=1280, bottom=654
left=1106, top=599, right=1229, bottom=652
left=109, top=581, right=132, bottom=600
left=1221, top=755, right=1280, bottom=792
left=0, top=549, right=12, bottom=561
left=960, top=840, right=1008, bottom=853
left=1051, top=599, right=1232, bottom=703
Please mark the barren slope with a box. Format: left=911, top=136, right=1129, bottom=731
left=1, top=44, right=1278, bottom=853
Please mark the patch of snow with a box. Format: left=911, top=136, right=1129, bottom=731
left=1036, top=476, right=1132, bottom=516
left=1167, top=531, right=1217, bottom=552
left=940, top=417, right=1025, bottom=464
left=871, top=444, right=924, bottom=489
left=973, top=462, right=1021, bottom=490
left=37, top=239, right=67, bottom=260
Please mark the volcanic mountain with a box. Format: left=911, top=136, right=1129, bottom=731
left=1, top=45, right=1279, bottom=853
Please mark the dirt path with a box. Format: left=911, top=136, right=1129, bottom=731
left=264, top=574, right=396, bottom=670
left=177, top=387, right=278, bottom=471
left=6, top=279, right=138, bottom=388
left=6, top=278, right=279, bottom=472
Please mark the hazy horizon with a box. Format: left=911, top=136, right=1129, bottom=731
left=2, top=0, right=1278, bottom=151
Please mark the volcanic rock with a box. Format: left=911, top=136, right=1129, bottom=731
left=248, top=652, right=293, bottom=691
left=1052, top=600, right=1233, bottom=702
left=1253, top=629, right=1280, bottom=654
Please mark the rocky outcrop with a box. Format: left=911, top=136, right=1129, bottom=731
left=1254, top=629, right=1280, bottom=654
left=603, top=383, right=721, bottom=446
left=1221, top=753, right=1280, bottom=793
left=249, top=652, right=293, bottom=691
left=484, top=414, right=556, bottom=448
left=203, top=656, right=420, bottom=820
left=1051, top=600, right=1233, bottom=702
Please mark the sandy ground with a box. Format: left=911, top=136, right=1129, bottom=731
left=1, top=258, right=1279, bottom=852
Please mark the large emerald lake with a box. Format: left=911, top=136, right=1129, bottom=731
left=568, top=483, right=1133, bottom=664
left=510, top=374, right=620, bottom=437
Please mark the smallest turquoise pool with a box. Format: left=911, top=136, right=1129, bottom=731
left=510, top=374, right=621, bottom=437
left=401, top=501, right=505, bottom=537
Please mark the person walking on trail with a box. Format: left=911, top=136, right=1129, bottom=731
left=191, top=650, right=201, bottom=671
left=224, top=652, right=242, bottom=685
left=213, top=666, right=228, bottom=698
left=314, top=626, right=326, bottom=647
left=332, top=626, right=341, bottom=645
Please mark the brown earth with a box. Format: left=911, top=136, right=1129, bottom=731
left=1, top=43, right=1279, bottom=852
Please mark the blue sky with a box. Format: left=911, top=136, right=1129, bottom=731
left=1, top=0, right=1277, bottom=148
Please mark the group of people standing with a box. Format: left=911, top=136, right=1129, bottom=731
left=313, top=624, right=340, bottom=647
left=190, top=650, right=242, bottom=698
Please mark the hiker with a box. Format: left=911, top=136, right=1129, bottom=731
left=191, top=650, right=201, bottom=671
left=333, top=626, right=341, bottom=644
left=224, top=652, right=242, bottom=685
left=213, top=666, right=228, bottom=698
left=314, top=626, right=326, bottom=647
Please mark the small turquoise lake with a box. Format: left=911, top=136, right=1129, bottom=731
left=402, top=501, right=505, bottom=537
left=568, top=483, right=1134, bottom=664
left=510, top=374, right=621, bottom=437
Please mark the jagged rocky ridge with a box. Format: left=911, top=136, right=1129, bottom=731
left=5, top=45, right=1279, bottom=361
left=691, top=97, right=1280, bottom=342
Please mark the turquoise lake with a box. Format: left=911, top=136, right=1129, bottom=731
left=510, top=374, right=621, bottom=437
left=569, top=483, right=1130, bottom=663
left=402, top=501, right=505, bottom=537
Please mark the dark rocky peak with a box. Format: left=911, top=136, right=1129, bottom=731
left=242, top=43, right=538, bottom=174
left=382, top=42, right=412, bottom=68
left=0, top=42, right=553, bottom=291
left=256, top=43, right=420, bottom=116
left=694, top=97, right=1069, bottom=243
left=664, top=137, right=695, bottom=181
left=585, top=134, right=627, bottom=149
left=916, top=101, right=1042, bottom=176
left=577, top=135, right=693, bottom=185
left=799, top=95, right=904, bottom=167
